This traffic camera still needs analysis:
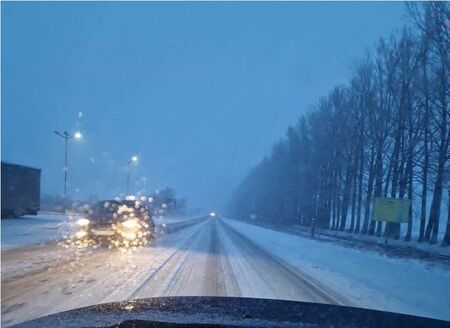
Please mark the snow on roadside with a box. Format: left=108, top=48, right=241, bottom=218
left=1, top=214, right=77, bottom=249
left=153, top=215, right=202, bottom=226
left=286, top=224, right=450, bottom=258
left=1, top=213, right=202, bottom=250
left=223, top=218, right=450, bottom=321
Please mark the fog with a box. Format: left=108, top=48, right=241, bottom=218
left=2, top=2, right=404, bottom=210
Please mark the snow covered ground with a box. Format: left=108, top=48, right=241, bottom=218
left=223, top=218, right=450, bottom=321
left=1, top=214, right=75, bottom=249
left=1, top=213, right=197, bottom=250
left=2, top=216, right=449, bottom=327
left=153, top=214, right=205, bottom=226
left=289, top=224, right=450, bottom=257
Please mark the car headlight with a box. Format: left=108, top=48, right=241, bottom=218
left=122, top=219, right=138, bottom=229
left=122, top=231, right=137, bottom=240
left=77, top=218, right=90, bottom=226
left=75, top=231, right=87, bottom=238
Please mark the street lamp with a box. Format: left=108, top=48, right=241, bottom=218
left=54, top=130, right=82, bottom=197
left=126, top=156, right=138, bottom=194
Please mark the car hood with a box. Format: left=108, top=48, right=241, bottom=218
left=12, top=297, right=449, bottom=328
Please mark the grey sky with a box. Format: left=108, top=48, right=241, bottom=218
left=2, top=2, right=405, bottom=209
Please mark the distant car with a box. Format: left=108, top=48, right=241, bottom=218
left=73, top=200, right=155, bottom=247
left=207, top=211, right=221, bottom=219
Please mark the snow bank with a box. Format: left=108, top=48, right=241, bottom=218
left=153, top=215, right=202, bottom=226
left=1, top=214, right=75, bottom=249
left=223, top=218, right=450, bottom=321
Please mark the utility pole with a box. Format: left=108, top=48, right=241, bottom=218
left=54, top=130, right=82, bottom=197
left=126, top=156, right=138, bottom=194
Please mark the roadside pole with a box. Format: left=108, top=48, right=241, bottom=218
left=126, top=156, right=138, bottom=195
left=54, top=130, right=82, bottom=202
left=311, top=218, right=316, bottom=238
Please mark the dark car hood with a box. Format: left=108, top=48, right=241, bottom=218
left=12, top=297, right=449, bottom=328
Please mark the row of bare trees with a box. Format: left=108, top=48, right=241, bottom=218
left=229, top=3, right=450, bottom=245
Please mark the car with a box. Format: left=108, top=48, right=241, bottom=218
left=73, top=199, right=155, bottom=248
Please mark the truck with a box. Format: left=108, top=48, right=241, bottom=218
left=1, top=162, right=41, bottom=218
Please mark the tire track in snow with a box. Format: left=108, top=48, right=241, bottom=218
left=129, top=219, right=241, bottom=299
left=217, top=219, right=352, bottom=306
left=128, top=223, right=205, bottom=298
left=203, top=219, right=241, bottom=296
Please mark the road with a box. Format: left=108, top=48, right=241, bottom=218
left=1, top=217, right=350, bottom=327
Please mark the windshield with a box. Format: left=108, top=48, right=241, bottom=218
left=2, top=2, right=450, bottom=327
left=92, top=201, right=118, bottom=215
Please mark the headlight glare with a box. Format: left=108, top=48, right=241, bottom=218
left=77, top=218, right=90, bottom=226
left=75, top=231, right=87, bottom=238
left=122, top=231, right=137, bottom=240
left=122, top=219, right=138, bottom=229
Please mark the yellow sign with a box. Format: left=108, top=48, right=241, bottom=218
left=373, top=197, right=410, bottom=223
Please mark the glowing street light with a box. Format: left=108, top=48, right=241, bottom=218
left=54, top=130, right=83, bottom=197
left=126, top=155, right=138, bottom=194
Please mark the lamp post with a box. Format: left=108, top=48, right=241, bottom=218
left=54, top=130, right=82, bottom=197
left=126, top=156, right=138, bottom=194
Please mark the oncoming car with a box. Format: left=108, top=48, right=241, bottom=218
left=73, top=199, right=155, bottom=248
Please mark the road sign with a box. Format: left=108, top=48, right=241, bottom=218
left=373, top=197, right=410, bottom=223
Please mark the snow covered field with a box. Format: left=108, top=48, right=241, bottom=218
left=2, top=216, right=449, bottom=327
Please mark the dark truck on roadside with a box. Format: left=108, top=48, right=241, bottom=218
left=1, top=162, right=41, bottom=218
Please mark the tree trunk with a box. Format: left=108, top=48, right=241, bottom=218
left=355, top=133, right=364, bottom=233
left=425, top=60, right=448, bottom=244
left=331, top=172, right=337, bottom=230
left=349, top=157, right=358, bottom=232
left=385, top=107, right=403, bottom=239
left=369, top=148, right=383, bottom=235
left=443, top=184, right=450, bottom=246
left=426, top=145, right=446, bottom=244
left=362, top=148, right=375, bottom=234
left=419, top=49, right=430, bottom=242
left=340, top=165, right=353, bottom=231
left=336, top=178, right=342, bottom=230
left=404, top=155, right=414, bottom=241
left=404, top=98, right=415, bottom=241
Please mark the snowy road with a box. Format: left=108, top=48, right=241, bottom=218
left=2, top=217, right=347, bottom=326
left=129, top=218, right=347, bottom=304
left=2, top=217, right=449, bottom=326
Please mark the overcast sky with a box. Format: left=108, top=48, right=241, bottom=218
left=2, top=2, right=405, bottom=210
